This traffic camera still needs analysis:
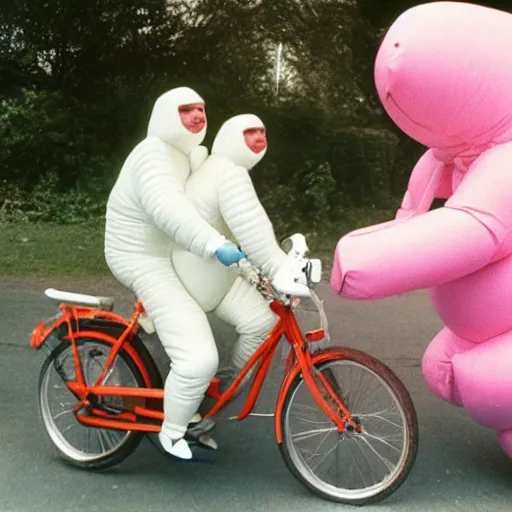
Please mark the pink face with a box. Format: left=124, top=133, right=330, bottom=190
left=244, top=127, right=267, bottom=153
left=374, top=2, right=512, bottom=155
left=179, top=103, right=206, bottom=134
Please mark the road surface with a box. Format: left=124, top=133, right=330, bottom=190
left=0, top=277, right=510, bottom=512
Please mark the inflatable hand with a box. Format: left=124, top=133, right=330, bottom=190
left=332, top=0, right=512, bottom=458
left=214, top=242, right=246, bottom=266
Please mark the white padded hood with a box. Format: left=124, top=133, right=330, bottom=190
left=211, top=114, right=267, bottom=170
left=147, top=87, right=207, bottom=155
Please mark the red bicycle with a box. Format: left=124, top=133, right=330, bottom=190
left=31, top=234, right=418, bottom=506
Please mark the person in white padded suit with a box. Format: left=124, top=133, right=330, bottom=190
left=104, top=87, right=247, bottom=461
left=171, top=113, right=311, bottom=414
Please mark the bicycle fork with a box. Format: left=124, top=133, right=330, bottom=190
left=293, top=346, right=362, bottom=434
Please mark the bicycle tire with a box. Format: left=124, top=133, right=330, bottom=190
left=38, top=333, right=162, bottom=471
left=278, top=347, right=418, bottom=506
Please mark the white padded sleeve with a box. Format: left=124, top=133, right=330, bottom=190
left=132, top=139, right=225, bottom=258
left=190, top=145, right=209, bottom=172
left=218, top=165, right=288, bottom=278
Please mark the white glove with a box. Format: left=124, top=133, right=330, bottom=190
left=271, top=261, right=311, bottom=298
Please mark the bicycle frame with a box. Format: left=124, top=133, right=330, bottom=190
left=31, top=292, right=361, bottom=440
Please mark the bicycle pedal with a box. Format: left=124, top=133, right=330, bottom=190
left=186, top=417, right=216, bottom=439
left=191, top=434, right=218, bottom=451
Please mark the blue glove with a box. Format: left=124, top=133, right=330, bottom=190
left=215, top=242, right=246, bottom=266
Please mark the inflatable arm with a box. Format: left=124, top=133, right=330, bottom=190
left=218, top=165, right=288, bottom=278
left=133, top=139, right=225, bottom=258
left=395, top=149, right=453, bottom=220
left=340, top=150, right=453, bottom=241
left=331, top=144, right=512, bottom=299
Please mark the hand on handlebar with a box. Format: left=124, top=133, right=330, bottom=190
left=270, top=262, right=311, bottom=298
left=236, top=257, right=261, bottom=286
left=214, top=241, right=246, bottom=266
left=233, top=234, right=321, bottom=301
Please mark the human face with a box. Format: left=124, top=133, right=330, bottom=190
left=179, top=103, right=206, bottom=133
left=244, top=127, right=267, bottom=153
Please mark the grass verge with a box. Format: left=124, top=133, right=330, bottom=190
left=0, top=221, right=109, bottom=277
left=0, top=208, right=394, bottom=278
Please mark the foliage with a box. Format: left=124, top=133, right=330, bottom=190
left=7, top=0, right=505, bottom=276
left=0, top=207, right=394, bottom=277
left=0, top=89, right=116, bottom=191
left=0, top=0, right=446, bottom=230
left=0, top=173, right=106, bottom=224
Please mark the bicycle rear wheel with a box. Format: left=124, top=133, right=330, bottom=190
left=279, top=348, right=418, bottom=505
left=38, top=336, right=158, bottom=470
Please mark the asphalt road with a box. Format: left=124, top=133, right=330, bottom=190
left=1, top=277, right=511, bottom=512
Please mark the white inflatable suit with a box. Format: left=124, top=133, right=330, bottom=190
left=104, top=87, right=233, bottom=457
left=172, top=114, right=289, bottom=373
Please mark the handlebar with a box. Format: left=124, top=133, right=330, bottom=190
left=235, top=233, right=324, bottom=320
left=236, top=258, right=277, bottom=301
left=235, top=256, right=321, bottom=303
left=236, top=257, right=330, bottom=343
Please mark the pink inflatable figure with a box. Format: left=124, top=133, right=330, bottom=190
left=330, top=1, right=512, bottom=457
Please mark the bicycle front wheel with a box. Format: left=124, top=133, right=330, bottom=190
left=279, top=348, right=418, bottom=505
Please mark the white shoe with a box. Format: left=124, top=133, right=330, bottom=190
left=158, top=433, right=193, bottom=460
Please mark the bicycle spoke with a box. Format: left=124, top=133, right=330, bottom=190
left=291, top=416, right=333, bottom=426
left=104, top=428, right=124, bottom=446
left=363, top=432, right=403, bottom=453
left=283, top=357, right=414, bottom=502
left=346, top=437, right=370, bottom=488
left=53, top=408, right=74, bottom=421
left=357, top=409, right=403, bottom=429
left=97, top=429, right=108, bottom=453
left=102, top=366, right=116, bottom=385
left=352, top=376, right=383, bottom=411
left=40, top=339, right=141, bottom=464
left=289, top=402, right=325, bottom=416
left=86, top=426, right=93, bottom=453
left=347, top=366, right=365, bottom=411
left=302, top=428, right=333, bottom=463
left=358, top=434, right=398, bottom=473
left=60, top=423, right=78, bottom=434
left=303, top=433, right=340, bottom=473
left=292, top=426, right=337, bottom=442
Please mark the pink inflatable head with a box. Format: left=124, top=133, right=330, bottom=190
left=374, top=1, right=512, bottom=162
